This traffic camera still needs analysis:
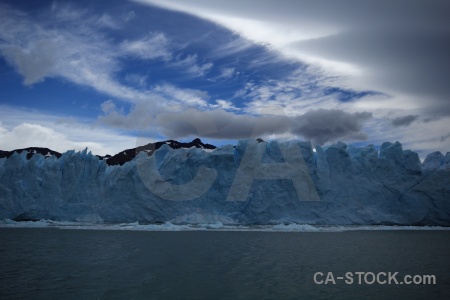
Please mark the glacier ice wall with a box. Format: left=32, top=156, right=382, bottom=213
left=0, top=140, right=449, bottom=225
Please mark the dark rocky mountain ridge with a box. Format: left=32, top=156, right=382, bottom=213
left=0, top=138, right=216, bottom=166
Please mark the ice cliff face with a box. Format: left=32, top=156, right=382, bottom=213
left=0, top=140, right=449, bottom=225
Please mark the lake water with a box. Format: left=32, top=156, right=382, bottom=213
left=1, top=228, right=449, bottom=299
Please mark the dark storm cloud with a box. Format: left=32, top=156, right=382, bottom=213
left=138, top=0, right=449, bottom=30
left=440, top=133, right=450, bottom=143
left=155, top=109, right=290, bottom=139
left=291, top=109, right=372, bottom=145
left=155, top=108, right=372, bottom=145
left=291, top=30, right=450, bottom=113
left=391, top=115, right=419, bottom=127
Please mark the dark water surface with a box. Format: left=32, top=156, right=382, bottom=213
left=0, top=228, right=449, bottom=299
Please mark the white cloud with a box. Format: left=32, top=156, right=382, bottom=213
left=220, top=67, right=234, bottom=79
left=100, top=100, right=117, bottom=114
left=124, top=73, right=149, bottom=88
left=0, top=122, right=123, bottom=156
left=1, top=1, right=448, bottom=158
left=1, top=41, right=58, bottom=85
left=98, top=99, right=161, bottom=131
left=213, top=100, right=239, bottom=111
left=0, top=123, right=103, bottom=153
left=0, top=106, right=138, bottom=155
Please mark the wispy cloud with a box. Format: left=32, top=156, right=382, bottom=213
left=0, top=3, right=214, bottom=105
left=235, top=67, right=350, bottom=116
left=120, top=32, right=171, bottom=60
left=98, top=83, right=213, bottom=130
left=171, top=53, right=213, bottom=77
left=0, top=3, right=150, bottom=102
left=208, top=67, right=235, bottom=82
left=97, top=13, right=121, bottom=29
left=136, top=0, right=450, bottom=119
left=153, top=83, right=210, bottom=107
left=0, top=2, right=210, bottom=108
left=1, top=1, right=448, bottom=158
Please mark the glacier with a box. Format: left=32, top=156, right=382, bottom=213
left=0, top=139, right=449, bottom=226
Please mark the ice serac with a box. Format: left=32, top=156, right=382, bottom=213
left=0, top=140, right=449, bottom=226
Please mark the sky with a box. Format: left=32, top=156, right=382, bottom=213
left=0, top=0, right=449, bottom=158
